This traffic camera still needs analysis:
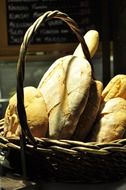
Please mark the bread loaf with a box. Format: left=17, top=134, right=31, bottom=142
left=72, top=80, right=103, bottom=141
left=3, top=86, right=48, bottom=138
left=73, top=30, right=99, bottom=58
left=38, top=55, right=92, bottom=139
left=102, top=74, right=126, bottom=102
left=100, top=97, right=126, bottom=114
left=88, top=97, right=126, bottom=143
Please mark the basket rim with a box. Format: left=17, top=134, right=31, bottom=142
left=1, top=131, right=126, bottom=156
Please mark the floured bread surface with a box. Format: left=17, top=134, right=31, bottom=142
left=88, top=97, right=126, bottom=143
left=72, top=80, right=103, bottom=141
left=73, top=30, right=99, bottom=58
left=4, top=86, right=49, bottom=138
left=100, top=97, right=126, bottom=114
left=89, top=111, right=126, bottom=143
left=102, top=74, right=126, bottom=101
left=38, top=55, right=92, bottom=139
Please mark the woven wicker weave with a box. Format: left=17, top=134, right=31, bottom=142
left=0, top=10, right=126, bottom=183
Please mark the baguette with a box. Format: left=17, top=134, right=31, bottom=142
left=73, top=30, right=99, bottom=58
left=72, top=80, right=103, bottom=141
left=38, top=55, right=92, bottom=139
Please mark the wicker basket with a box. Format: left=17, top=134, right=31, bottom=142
left=1, top=10, right=126, bottom=184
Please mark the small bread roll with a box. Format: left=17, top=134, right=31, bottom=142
left=72, top=80, right=103, bottom=141
left=4, top=86, right=48, bottom=138
left=88, top=97, right=126, bottom=143
left=102, top=74, right=126, bottom=102
left=38, top=55, right=92, bottom=139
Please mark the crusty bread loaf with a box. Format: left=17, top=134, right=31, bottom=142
left=88, top=97, right=126, bottom=143
left=38, top=55, right=92, bottom=139
left=72, top=80, right=103, bottom=141
left=102, top=74, right=126, bottom=102
left=89, top=111, right=126, bottom=143
left=4, top=86, right=48, bottom=138
left=73, top=30, right=99, bottom=58
left=100, top=97, right=126, bottom=114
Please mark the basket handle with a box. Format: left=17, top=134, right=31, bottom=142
left=16, top=10, right=93, bottom=145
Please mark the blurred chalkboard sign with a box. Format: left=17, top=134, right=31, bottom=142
left=0, top=0, right=101, bottom=58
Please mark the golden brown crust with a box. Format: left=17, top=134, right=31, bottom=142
left=88, top=97, right=126, bottom=143
left=38, top=55, right=92, bottom=139
left=89, top=111, right=126, bottom=143
left=3, top=86, right=49, bottom=138
left=72, top=80, right=103, bottom=141
left=102, top=74, right=126, bottom=102
left=73, top=30, right=99, bottom=58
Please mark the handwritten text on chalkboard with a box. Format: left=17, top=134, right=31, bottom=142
left=6, top=0, right=99, bottom=45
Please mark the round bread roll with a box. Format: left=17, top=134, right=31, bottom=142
left=72, top=80, right=103, bottom=141
left=88, top=97, right=126, bottom=143
left=3, top=86, right=48, bottom=138
left=38, top=55, right=92, bottom=139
